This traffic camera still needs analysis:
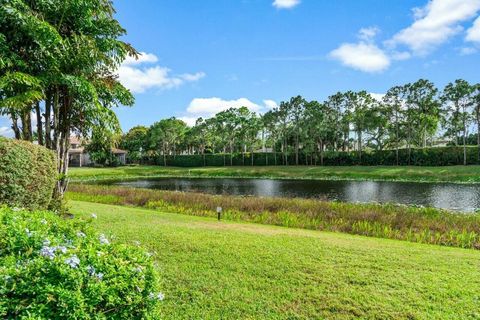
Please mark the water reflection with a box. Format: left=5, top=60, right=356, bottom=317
left=106, top=178, right=480, bottom=212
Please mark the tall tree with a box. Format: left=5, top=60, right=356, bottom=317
left=304, top=100, right=332, bottom=165
left=383, top=86, right=405, bottom=165
left=288, top=96, right=306, bottom=165
left=344, top=91, right=375, bottom=163
left=405, top=79, right=440, bottom=148
left=472, top=84, right=480, bottom=162
left=120, top=126, right=148, bottom=163
left=1, top=0, right=137, bottom=199
left=325, top=92, right=345, bottom=151
left=441, top=79, right=475, bottom=165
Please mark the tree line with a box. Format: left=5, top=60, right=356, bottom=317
left=120, top=79, right=480, bottom=166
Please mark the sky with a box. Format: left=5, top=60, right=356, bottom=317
left=1, top=0, right=480, bottom=136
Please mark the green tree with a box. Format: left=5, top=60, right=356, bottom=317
left=472, top=84, right=480, bottom=161
left=85, top=126, right=120, bottom=166
left=1, top=0, right=136, bottom=198
left=441, top=79, right=475, bottom=165
left=147, top=118, right=187, bottom=166
left=120, top=126, right=148, bottom=163
left=190, top=118, right=211, bottom=166
left=288, top=96, right=306, bottom=165
left=262, top=109, right=281, bottom=165
left=344, top=91, right=375, bottom=163
left=325, top=92, right=346, bottom=151
left=304, top=100, right=333, bottom=165
left=405, top=79, right=440, bottom=148
left=383, top=86, right=405, bottom=165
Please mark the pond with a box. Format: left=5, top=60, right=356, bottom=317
left=104, top=178, right=480, bottom=212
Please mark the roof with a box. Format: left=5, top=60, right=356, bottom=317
left=69, top=136, right=83, bottom=145
left=112, top=148, right=127, bottom=154
left=68, top=147, right=85, bottom=154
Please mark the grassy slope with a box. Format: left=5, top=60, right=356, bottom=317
left=71, top=201, right=480, bottom=319
left=68, top=165, right=480, bottom=183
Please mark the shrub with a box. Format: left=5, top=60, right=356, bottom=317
left=0, top=206, right=162, bottom=319
left=0, top=137, right=57, bottom=210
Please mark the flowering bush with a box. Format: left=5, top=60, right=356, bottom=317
left=0, top=206, right=163, bottom=319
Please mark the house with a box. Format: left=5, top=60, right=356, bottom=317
left=68, top=136, right=127, bottom=167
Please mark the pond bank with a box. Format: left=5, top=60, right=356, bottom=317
left=67, top=184, right=480, bottom=249
left=68, top=165, right=480, bottom=184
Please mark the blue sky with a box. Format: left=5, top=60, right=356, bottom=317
left=1, top=0, right=480, bottom=136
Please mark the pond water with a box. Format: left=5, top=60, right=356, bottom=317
left=105, top=178, right=480, bottom=212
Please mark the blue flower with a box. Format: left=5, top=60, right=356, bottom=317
left=99, top=234, right=110, bottom=245
left=149, top=292, right=165, bottom=301
left=86, top=265, right=104, bottom=280
left=64, top=255, right=80, bottom=268
left=40, top=246, right=56, bottom=259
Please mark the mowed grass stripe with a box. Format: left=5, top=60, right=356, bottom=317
left=71, top=201, right=480, bottom=319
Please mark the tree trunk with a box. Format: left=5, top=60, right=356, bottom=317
left=21, top=108, right=32, bottom=141
left=163, top=144, right=167, bottom=166
left=242, top=144, right=245, bottom=166
left=320, top=140, right=324, bottom=166
left=251, top=146, right=254, bottom=166
left=230, top=141, right=233, bottom=166
left=295, top=133, right=299, bottom=165
left=10, top=112, right=22, bottom=139
left=45, top=92, right=52, bottom=149
left=395, top=110, right=399, bottom=166
left=273, top=135, right=277, bottom=166
left=463, top=105, right=467, bottom=166
left=35, top=102, right=44, bottom=146
left=477, top=109, right=480, bottom=163
left=407, top=119, right=411, bottom=165
left=53, top=89, right=71, bottom=201
left=357, top=130, right=362, bottom=164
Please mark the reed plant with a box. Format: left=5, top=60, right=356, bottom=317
left=68, top=184, right=480, bottom=249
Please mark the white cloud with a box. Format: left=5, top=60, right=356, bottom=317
left=263, top=99, right=279, bottom=110
left=329, top=42, right=390, bottom=73
left=390, top=0, right=480, bottom=54
left=177, top=117, right=198, bottom=127
left=391, top=51, right=411, bottom=61
left=370, top=93, right=385, bottom=102
left=358, top=27, right=380, bottom=41
left=0, top=126, right=13, bottom=138
left=178, top=97, right=277, bottom=126
left=118, top=52, right=205, bottom=93
left=330, top=1, right=480, bottom=72
left=466, top=16, right=480, bottom=43
left=123, top=52, right=159, bottom=65
left=459, top=47, right=478, bottom=55
left=187, top=97, right=264, bottom=115
left=272, top=0, right=300, bottom=9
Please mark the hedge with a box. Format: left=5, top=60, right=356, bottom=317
left=0, top=137, right=57, bottom=210
left=141, top=146, right=480, bottom=167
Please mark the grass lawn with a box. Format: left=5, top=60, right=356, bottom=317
left=68, top=165, right=480, bottom=183
left=71, top=200, right=480, bottom=319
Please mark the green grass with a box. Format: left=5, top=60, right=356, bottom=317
left=67, top=184, right=480, bottom=249
left=70, top=200, right=480, bottom=319
left=68, top=165, right=480, bottom=183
